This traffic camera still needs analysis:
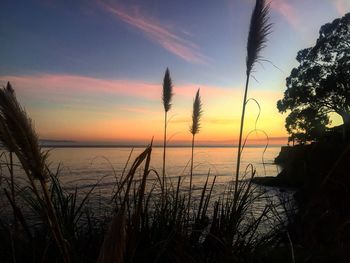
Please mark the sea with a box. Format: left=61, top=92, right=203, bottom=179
left=44, top=146, right=283, bottom=196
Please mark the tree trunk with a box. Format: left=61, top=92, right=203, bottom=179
left=340, top=112, right=350, bottom=140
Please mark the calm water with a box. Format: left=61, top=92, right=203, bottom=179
left=0, top=146, right=289, bottom=220
left=46, top=146, right=282, bottom=195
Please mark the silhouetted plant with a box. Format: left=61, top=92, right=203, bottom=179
left=161, top=68, right=173, bottom=190
left=0, top=82, right=71, bottom=263
left=97, top=144, right=152, bottom=263
left=189, top=88, right=202, bottom=205
left=234, top=0, right=272, bottom=202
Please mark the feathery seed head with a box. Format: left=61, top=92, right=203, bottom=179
left=246, top=0, right=272, bottom=76
left=190, top=89, right=202, bottom=135
left=162, top=68, right=173, bottom=112
left=0, top=82, right=48, bottom=180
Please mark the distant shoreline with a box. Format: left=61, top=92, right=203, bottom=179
left=41, top=144, right=283, bottom=148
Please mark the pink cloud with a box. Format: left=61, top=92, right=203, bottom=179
left=0, top=74, right=237, bottom=101
left=333, top=0, right=350, bottom=15
left=100, top=2, right=207, bottom=64
left=0, top=73, right=283, bottom=102
left=1, top=74, right=160, bottom=100
left=270, top=0, right=300, bottom=29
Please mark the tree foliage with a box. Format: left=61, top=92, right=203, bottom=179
left=278, top=13, right=350, bottom=143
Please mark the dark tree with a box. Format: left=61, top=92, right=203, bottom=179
left=278, top=13, right=350, bottom=142
left=285, top=108, right=329, bottom=145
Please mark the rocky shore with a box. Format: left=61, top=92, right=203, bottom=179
left=253, top=142, right=346, bottom=188
left=254, top=140, right=350, bottom=261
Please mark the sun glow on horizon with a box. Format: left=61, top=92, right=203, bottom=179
left=1, top=74, right=288, bottom=146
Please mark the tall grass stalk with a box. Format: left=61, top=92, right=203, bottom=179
left=161, top=68, right=173, bottom=191
left=234, top=0, right=271, bottom=202
left=189, top=89, right=202, bottom=206
left=97, top=144, right=152, bottom=263
left=0, top=82, right=71, bottom=263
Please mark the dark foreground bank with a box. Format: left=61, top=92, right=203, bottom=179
left=253, top=140, right=350, bottom=262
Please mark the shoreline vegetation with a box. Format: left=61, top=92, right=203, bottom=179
left=1, top=1, right=349, bottom=263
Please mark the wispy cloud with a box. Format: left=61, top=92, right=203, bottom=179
left=0, top=73, right=283, bottom=107
left=0, top=74, right=160, bottom=100
left=269, top=0, right=300, bottom=29
left=100, top=2, right=207, bottom=64
left=0, top=74, right=239, bottom=101
left=333, top=0, right=350, bottom=15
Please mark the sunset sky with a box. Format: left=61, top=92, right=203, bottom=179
left=0, top=0, right=349, bottom=146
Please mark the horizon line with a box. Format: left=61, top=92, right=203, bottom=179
left=40, top=144, right=285, bottom=148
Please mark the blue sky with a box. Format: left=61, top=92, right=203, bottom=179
left=0, top=0, right=349, bottom=144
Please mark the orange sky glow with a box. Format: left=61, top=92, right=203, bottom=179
left=1, top=74, right=288, bottom=146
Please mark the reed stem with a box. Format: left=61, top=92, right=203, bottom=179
left=189, top=133, right=195, bottom=206
left=39, top=179, right=71, bottom=263
left=162, top=111, right=168, bottom=191
left=234, top=75, right=250, bottom=203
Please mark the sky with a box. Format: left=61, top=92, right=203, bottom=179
left=0, top=0, right=349, bottom=146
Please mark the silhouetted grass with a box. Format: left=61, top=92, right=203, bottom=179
left=0, top=141, right=286, bottom=263
left=234, top=0, right=272, bottom=206
left=161, top=68, right=173, bottom=190
left=189, top=88, right=202, bottom=207
left=0, top=88, right=285, bottom=262
left=0, top=82, right=70, bottom=263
